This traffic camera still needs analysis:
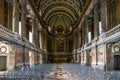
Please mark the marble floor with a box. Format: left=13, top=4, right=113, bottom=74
left=0, top=63, right=120, bottom=80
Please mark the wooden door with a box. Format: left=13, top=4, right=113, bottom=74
left=114, top=55, right=120, bottom=70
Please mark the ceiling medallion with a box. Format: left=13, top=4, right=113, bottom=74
left=0, top=46, right=7, bottom=53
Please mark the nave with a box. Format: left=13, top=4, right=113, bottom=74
left=0, top=0, right=120, bottom=80
left=0, top=63, right=120, bottom=80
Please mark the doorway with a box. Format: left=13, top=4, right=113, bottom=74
left=114, top=55, right=120, bottom=70
left=0, top=56, right=7, bottom=71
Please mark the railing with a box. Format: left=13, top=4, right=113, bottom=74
left=106, top=24, right=120, bottom=37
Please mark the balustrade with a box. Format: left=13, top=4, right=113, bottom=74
left=106, top=24, right=120, bottom=37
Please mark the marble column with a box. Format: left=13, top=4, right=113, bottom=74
left=93, top=3, right=99, bottom=65
left=32, top=18, right=37, bottom=45
left=21, top=0, right=27, bottom=38
left=100, top=0, right=108, bottom=33
left=93, top=3, right=99, bottom=38
left=12, top=0, right=19, bottom=33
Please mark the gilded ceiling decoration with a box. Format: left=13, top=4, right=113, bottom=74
left=29, top=0, right=88, bottom=38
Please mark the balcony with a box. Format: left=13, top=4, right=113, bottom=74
left=106, top=24, right=120, bottom=37
left=105, top=24, right=120, bottom=44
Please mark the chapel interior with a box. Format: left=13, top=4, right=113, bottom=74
left=0, top=0, right=120, bottom=80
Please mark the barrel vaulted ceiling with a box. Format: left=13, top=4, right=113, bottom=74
left=28, top=0, right=91, bottom=38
